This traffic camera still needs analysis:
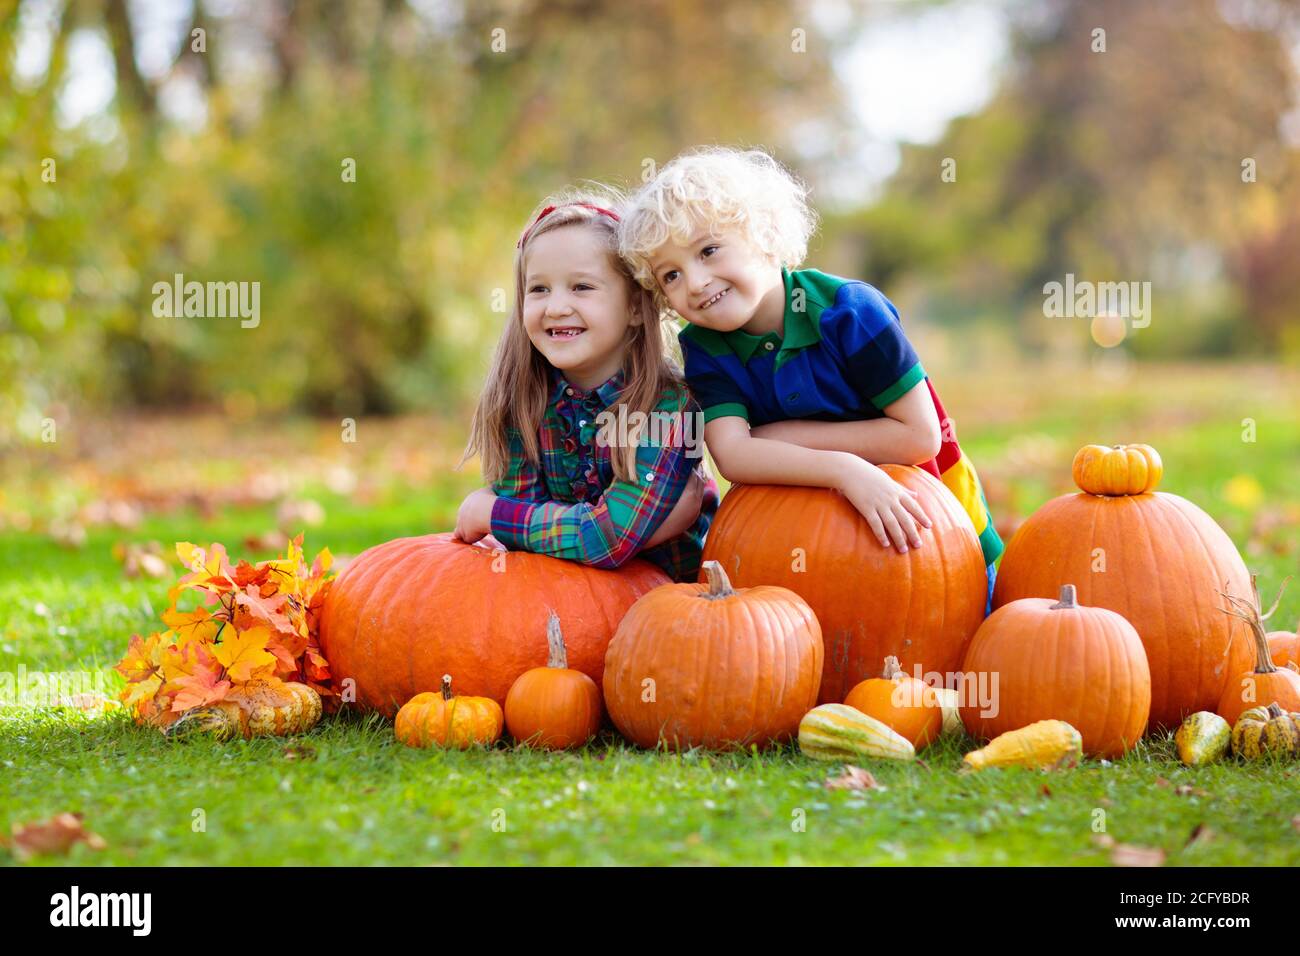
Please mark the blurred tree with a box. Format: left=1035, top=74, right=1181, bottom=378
left=0, top=0, right=849, bottom=444
left=842, top=0, right=1300, bottom=357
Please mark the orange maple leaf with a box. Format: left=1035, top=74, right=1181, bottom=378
left=212, top=625, right=277, bottom=683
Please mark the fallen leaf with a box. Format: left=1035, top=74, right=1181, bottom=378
left=1185, top=823, right=1215, bottom=847
left=282, top=743, right=316, bottom=761
left=1111, top=844, right=1166, bottom=867
left=825, top=765, right=883, bottom=791
left=54, top=693, right=121, bottom=716
left=9, top=813, right=107, bottom=861
left=1174, top=784, right=1209, bottom=798
left=1039, top=784, right=1052, bottom=797
left=1154, top=777, right=1170, bottom=788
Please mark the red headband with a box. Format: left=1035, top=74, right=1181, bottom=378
left=517, top=202, right=621, bottom=249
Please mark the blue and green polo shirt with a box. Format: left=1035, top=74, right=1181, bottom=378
left=679, top=267, right=1003, bottom=566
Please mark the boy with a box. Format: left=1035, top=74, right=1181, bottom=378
left=619, top=147, right=1002, bottom=598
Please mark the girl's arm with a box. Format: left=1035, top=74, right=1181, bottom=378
left=485, top=417, right=701, bottom=570
left=747, top=381, right=942, bottom=466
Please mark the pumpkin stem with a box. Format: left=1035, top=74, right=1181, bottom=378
left=881, top=656, right=904, bottom=680
left=545, top=611, right=568, bottom=669
left=1216, top=582, right=1277, bottom=675
left=1267, top=702, right=1284, bottom=719
left=701, top=560, right=736, bottom=600
left=441, top=674, right=454, bottom=701
left=1050, top=584, right=1078, bottom=610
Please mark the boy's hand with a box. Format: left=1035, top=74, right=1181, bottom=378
left=453, top=487, right=498, bottom=545
left=833, top=457, right=932, bottom=553
left=643, top=466, right=706, bottom=550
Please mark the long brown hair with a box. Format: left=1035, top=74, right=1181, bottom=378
left=460, top=187, right=686, bottom=484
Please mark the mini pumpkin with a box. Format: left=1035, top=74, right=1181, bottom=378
left=1071, top=443, right=1163, bottom=496
left=843, top=656, right=942, bottom=749
left=395, top=675, right=503, bottom=749
left=505, top=612, right=603, bottom=749
left=1231, top=703, right=1300, bottom=759
left=1216, top=576, right=1300, bottom=728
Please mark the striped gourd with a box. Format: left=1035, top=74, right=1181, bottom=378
left=1174, top=711, right=1230, bottom=766
left=797, top=704, right=915, bottom=761
left=1231, top=703, right=1300, bottom=759
left=165, top=681, right=323, bottom=740
left=963, top=720, right=1082, bottom=771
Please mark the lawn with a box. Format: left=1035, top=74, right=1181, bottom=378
left=2, top=358, right=1299, bottom=866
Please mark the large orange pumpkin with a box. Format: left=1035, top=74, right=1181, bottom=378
left=992, top=445, right=1252, bottom=730
left=959, top=584, right=1151, bottom=758
left=603, top=560, right=823, bottom=750
left=318, top=533, right=669, bottom=715
left=700, top=466, right=986, bottom=704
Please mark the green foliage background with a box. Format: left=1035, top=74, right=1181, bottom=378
left=2, top=0, right=1299, bottom=448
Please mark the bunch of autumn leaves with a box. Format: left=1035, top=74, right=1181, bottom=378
left=114, top=535, right=336, bottom=730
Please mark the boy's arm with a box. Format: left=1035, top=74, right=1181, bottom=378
left=705, top=415, right=861, bottom=488
left=747, top=381, right=942, bottom=466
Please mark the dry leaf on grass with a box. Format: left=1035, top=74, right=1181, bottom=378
left=1111, top=844, right=1166, bottom=867
left=9, top=813, right=107, bottom=861
left=824, top=765, right=884, bottom=791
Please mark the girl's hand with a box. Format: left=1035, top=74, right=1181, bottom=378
left=643, top=466, right=706, bottom=550
left=834, top=457, right=932, bottom=553
left=453, top=488, right=498, bottom=545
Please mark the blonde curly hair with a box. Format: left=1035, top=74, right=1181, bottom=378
left=619, top=147, right=819, bottom=295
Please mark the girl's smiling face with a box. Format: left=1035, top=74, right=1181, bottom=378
left=522, top=224, right=638, bottom=389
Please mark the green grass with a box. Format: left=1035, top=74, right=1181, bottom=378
left=2, top=359, right=1299, bottom=865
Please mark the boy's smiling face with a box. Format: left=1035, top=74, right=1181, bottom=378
left=649, top=227, right=785, bottom=334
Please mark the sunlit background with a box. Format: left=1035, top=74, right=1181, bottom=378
left=2, top=0, right=1299, bottom=560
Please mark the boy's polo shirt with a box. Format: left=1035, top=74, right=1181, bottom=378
left=679, top=267, right=1003, bottom=566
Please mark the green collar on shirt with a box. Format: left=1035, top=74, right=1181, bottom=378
left=722, top=267, right=822, bottom=367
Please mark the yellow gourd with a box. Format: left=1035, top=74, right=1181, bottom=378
left=798, top=704, right=915, bottom=762
left=1174, top=711, right=1230, bottom=766
left=933, top=686, right=962, bottom=737
left=962, top=720, right=1082, bottom=771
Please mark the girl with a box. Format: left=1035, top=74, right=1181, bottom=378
left=453, top=189, right=719, bottom=582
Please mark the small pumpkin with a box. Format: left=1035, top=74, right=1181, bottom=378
left=1268, top=629, right=1299, bottom=671
left=843, top=656, right=942, bottom=748
left=1216, top=576, right=1300, bottom=728
left=1174, top=711, right=1231, bottom=766
left=395, top=675, right=503, bottom=749
left=798, top=704, right=916, bottom=762
left=962, top=720, right=1082, bottom=771
left=1231, top=703, right=1300, bottom=759
left=165, top=680, right=322, bottom=741
left=505, top=612, right=603, bottom=749
left=1071, top=443, right=1163, bottom=496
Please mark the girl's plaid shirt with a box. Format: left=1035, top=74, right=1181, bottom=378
left=488, top=367, right=719, bottom=582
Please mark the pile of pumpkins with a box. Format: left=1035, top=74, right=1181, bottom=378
left=317, top=444, right=1300, bottom=768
